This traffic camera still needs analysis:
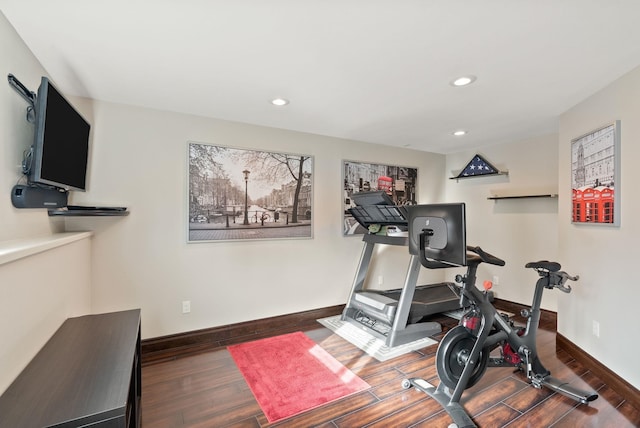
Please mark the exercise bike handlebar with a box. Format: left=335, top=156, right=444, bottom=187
left=551, top=271, right=579, bottom=293
left=466, top=246, right=506, bottom=266
left=526, top=261, right=579, bottom=293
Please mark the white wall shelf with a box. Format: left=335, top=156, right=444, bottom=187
left=48, top=209, right=129, bottom=217
left=488, top=193, right=558, bottom=201
left=0, top=232, right=92, bottom=266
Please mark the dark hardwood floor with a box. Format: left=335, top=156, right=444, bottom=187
left=141, top=313, right=640, bottom=427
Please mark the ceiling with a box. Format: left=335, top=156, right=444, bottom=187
left=3, top=1, right=640, bottom=154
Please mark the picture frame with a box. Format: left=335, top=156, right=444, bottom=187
left=570, top=121, right=620, bottom=226
left=188, top=141, right=313, bottom=242
left=342, top=160, right=418, bottom=235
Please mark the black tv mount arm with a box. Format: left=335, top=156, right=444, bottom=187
left=8, top=74, right=37, bottom=123
left=8, top=74, right=36, bottom=106
left=418, top=228, right=456, bottom=269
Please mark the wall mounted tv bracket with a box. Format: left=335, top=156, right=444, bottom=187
left=8, top=74, right=38, bottom=175
left=7, top=74, right=37, bottom=123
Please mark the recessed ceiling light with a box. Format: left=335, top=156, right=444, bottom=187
left=453, top=130, right=467, bottom=136
left=450, top=75, right=477, bottom=87
left=271, top=98, right=289, bottom=106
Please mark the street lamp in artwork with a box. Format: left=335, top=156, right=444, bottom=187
left=243, top=169, right=250, bottom=225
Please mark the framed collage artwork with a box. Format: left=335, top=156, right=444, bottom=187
left=342, top=160, right=417, bottom=235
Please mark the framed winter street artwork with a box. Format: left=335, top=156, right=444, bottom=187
left=342, top=160, right=417, bottom=235
left=570, top=121, right=620, bottom=226
left=188, top=142, right=313, bottom=242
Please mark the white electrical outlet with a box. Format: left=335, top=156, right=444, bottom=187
left=592, top=320, right=600, bottom=337
left=378, top=275, right=384, bottom=286
left=182, top=300, right=191, bottom=314
left=492, top=275, right=499, bottom=286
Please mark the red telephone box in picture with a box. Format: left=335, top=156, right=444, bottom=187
left=598, top=187, right=615, bottom=223
left=582, top=188, right=595, bottom=222
left=572, top=188, right=584, bottom=222
left=377, top=176, right=393, bottom=194
left=592, top=188, right=602, bottom=222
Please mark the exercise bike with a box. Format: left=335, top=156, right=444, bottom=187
left=402, top=244, right=598, bottom=428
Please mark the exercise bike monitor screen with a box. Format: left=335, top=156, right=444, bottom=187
left=406, top=203, right=467, bottom=267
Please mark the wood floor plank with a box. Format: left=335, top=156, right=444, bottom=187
left=472, top=403, right=522, bottom=427
left=411, top=408, right=458, bottom=427
left=360, top=367, right=404, bottom=388
left=551, top=385, right=631, bottom=428
left=333, top=388, right=427, bottom=428
left=371, top=373, right=421, bottom=400
left=365, top=396, right=445, bottom=428
left=260, top=391, right=379, bottom=427
left=577, top=370, right=606, bottom=392
left=502, top=380, right=555, bottom=413
left=183, top=398, right=263, bottom=428
left=617, top=401, right=640, bottom=427
left=462, top=377, right=529, bottom=416
left=221, top=417, right=262, bottom=428
left=504, top=393, right=578, bottom=427
left=396, top=354, right=436, bottom=378
left=141, top=412, right=184, bottom=428
left=464, top=366, right=520, bottom=395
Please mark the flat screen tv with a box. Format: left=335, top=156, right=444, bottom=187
left=27, top=77, right=90, bottom=191
left=406, top=203, right=467, bottom=267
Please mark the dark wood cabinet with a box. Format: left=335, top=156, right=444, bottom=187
left=0, top=309, right=141, bottom=428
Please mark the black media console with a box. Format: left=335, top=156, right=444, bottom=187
left=0, top=309, right=141, bottom=428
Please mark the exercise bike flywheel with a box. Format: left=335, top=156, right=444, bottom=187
left=436, top=325, right=489, bottom=390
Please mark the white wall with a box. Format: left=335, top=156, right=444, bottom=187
left=558, top=65, right=640, bottom=389
left=63, top=101, right=447, bottom=339
left=0, top=12, right=92, bottom=394
left=445, top=134, right=559, bottom=310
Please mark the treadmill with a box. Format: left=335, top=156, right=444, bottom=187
left=341, top=192, right=461, bottom=347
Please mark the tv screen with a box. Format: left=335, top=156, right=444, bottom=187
left=30, top=77, right=90, bottom=191
left=406, top=203, right=467, bottom=267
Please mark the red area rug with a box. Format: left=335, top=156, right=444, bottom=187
left=228, top=331, right=370, bottom=423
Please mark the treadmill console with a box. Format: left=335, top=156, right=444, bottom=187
left=348, top=190, right=408, bottom=229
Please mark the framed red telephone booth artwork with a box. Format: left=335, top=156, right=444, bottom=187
left=570, top=121, right=620, bottom=226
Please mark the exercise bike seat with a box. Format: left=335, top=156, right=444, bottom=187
left=525, top=260, right=561, bottom=272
